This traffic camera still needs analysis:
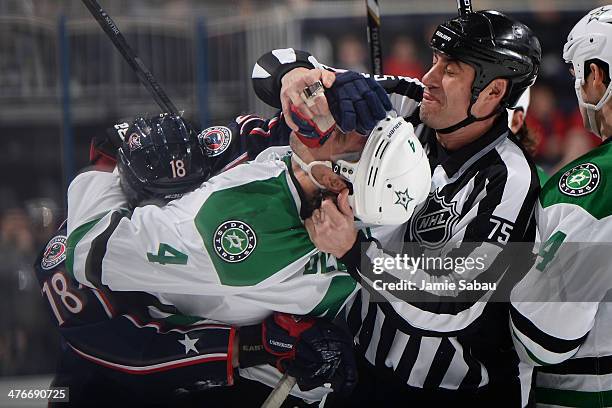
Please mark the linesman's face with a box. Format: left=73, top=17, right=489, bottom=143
left=420, top=52, right=475, bottom=129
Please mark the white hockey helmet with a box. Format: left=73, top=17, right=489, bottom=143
left=563, top=6, right=612, bottom=138
left=292, top=112, right=431, bottom=225
left=336, top=113, right=431, bottom=225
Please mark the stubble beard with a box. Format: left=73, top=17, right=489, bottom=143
left=419, top=104, right=438, bottom=128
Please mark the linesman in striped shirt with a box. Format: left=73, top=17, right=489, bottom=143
left=252, top=9, right=542, bottom=407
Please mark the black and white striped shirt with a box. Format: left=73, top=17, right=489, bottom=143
left=252, top=48, right=540, bottom=404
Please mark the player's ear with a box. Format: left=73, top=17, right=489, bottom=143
left=589, top=62, right=608, bottom=89
left=321, top=173, right=348, bottom=193
left=510, top=109, right=525, bottom=134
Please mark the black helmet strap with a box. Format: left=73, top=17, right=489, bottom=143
left=435, top=96, right=503, bottom=134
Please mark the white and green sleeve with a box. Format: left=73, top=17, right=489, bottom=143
left=66, top=160, right=356, bottom=325
left=511, top=149, right=612, bottom=367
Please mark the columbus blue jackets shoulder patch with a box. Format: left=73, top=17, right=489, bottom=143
left=41, top=234, right=67, bottom=270
left=199, top=126, right=232, bottom=157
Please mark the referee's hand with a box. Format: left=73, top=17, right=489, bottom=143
left=280, top=67, right=335, bottom=132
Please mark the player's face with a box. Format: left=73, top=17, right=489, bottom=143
left=420, top=52, right=475, bottom=129
left=308, top=128, right=366, bottom=160
left=569, top=62, right=607, bottom=135
left=310, top=129, right=367, bottom=193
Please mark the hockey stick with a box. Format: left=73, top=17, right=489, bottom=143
left=80, top=0, right=180, bottom=116
left=365, top=0, right=383, bottom=75
left=457, top=0, right=473, bottom=16
left=261, top=373, right=297, bottom=408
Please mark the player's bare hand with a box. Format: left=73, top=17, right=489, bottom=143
left=281, top=68, right=335, bottom=131
left=305, top=189, right=357, bottom=258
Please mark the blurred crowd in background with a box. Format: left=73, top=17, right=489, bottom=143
left=0, top=0, right=607, bottom=378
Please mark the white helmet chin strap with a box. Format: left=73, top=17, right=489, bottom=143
left=574, top=77, right=612, bottom=139
left=290, top=152, right=331, bottom=190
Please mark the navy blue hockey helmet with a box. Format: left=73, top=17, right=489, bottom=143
left=117, top=114, right=211, bottom=207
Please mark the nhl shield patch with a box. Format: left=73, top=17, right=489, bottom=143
left=199, top=126, right=232, bottom=157
left=41, top=235, right=67, bottom=270
left=558, top=162, right=600, bottom=197
left=213, top=220, right=257, bottom=263
left=410, top=191, right=460, bottom=250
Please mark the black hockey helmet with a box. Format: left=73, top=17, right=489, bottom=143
left=117, top=114, right=211, bottom=207
left=429, top=10, right=541, bottom=132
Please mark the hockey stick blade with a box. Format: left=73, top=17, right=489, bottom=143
left=80, top=0, right=180, bottom=116
left=261, top=373, right=297, bottom=408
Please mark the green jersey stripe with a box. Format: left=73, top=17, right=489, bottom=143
left=538, top=355, right=612, bottom=376
left=310, top=275, right=357, bottom=317
left=511, top=329, right=554, bottom=367
left=536, top=165, right=549, bottom=187
left=535, top=387, right=612, bottom=407
left=66, top=217, right=104, bottom=279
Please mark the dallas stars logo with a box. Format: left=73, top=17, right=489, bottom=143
left=213, top=220, right=257, bottom=263
left=558, top=162, right=600, bottom=197
left=588, top=7, right=610, bottom=23
left=394, top=188, right=413, bottom=211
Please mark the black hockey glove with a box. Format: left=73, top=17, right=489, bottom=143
left=239, top=313, right=357, bottom=395
left=326, top=71, right=392, bottom=135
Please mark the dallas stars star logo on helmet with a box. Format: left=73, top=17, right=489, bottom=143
left=588, top=6, right=611, bottom=23
left=213, top=220, right=257, bottom=263
left=394, top=189, right=413, bottom=211
left=558, top=162, right=600, bottom=197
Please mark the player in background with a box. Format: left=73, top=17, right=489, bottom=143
left=508, top=88, right=550, bottom=186
left=254, top=9, right=542, bottom=406
left=36, top=111, right=359, bottom=407
left=510, top=6, right=612, bottom=407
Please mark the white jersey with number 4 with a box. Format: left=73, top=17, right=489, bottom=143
left=510, top=139, right=612, bottom=407
left=65, top=147, right=357, bottom=326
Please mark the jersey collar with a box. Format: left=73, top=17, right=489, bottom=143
left=431, top=115, right=509, bottom=178
left=283, top=154, right=314, bottom=220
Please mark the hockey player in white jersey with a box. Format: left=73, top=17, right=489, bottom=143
left=510, top=6, right=612, bottom=407
left=40, top=113, right=368, bottom=407
left=64, top=84, right=431, bottom=402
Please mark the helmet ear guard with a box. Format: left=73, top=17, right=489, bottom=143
left=336, top=113, right=431, bottom=225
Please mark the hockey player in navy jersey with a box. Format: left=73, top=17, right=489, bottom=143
left=37, top=66, right=420, bottom=405
left=36, top=111, right=361, bottom=407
